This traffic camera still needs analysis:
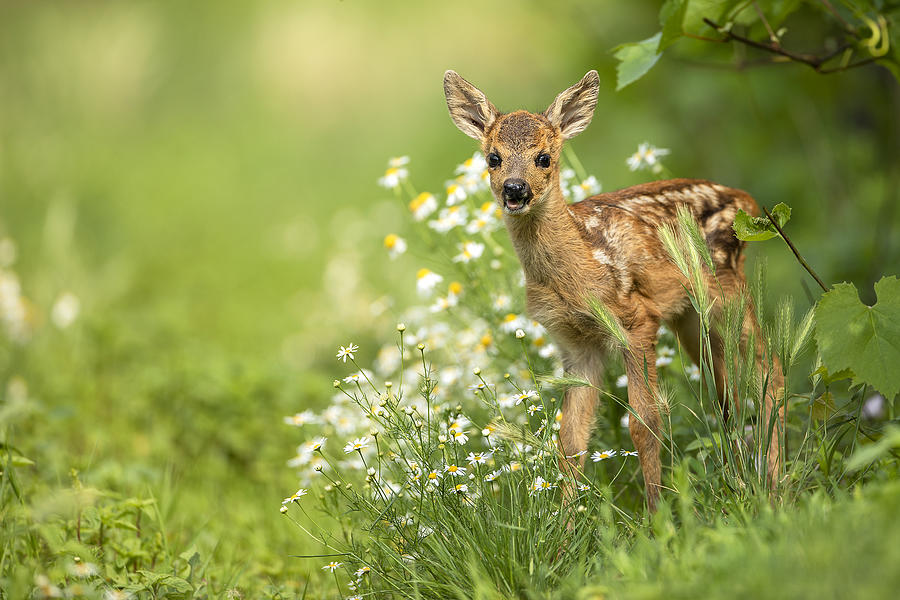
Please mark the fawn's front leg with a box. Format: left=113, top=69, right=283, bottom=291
left=557, top=351, right=602, bottom=505
left=623, top=323, right=663, bottom=512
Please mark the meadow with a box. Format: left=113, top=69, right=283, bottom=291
left=1, top=1, right=899, bottom=599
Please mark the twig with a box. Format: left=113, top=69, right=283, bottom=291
left=753, top=0, right=779, bottom=44
left=762, top=205, right=828, bottom=292
left=703, top=18, right=868, bottom=74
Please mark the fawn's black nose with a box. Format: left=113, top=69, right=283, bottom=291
left=502, top=179, right=532, bottom=210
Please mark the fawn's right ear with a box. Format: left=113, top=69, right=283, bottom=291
left=443, top=70, right=500, bottom=142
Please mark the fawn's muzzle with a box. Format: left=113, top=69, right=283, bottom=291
left=502, top=179, right=532, bottom=212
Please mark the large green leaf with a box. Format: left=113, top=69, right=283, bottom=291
left=815, top=276, right=900, bottom=398
left=732, top=202, right=791, bottom=241
left=614, top=33, right=663, bottom=91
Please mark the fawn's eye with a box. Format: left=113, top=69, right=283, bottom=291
left=535, top=153, right=551, bottom=168
left=487, top=152, right=502, bottom=168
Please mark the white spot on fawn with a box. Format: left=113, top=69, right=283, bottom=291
left=592, top=248, right=613, bottom=266
left=584, top=215, right=600, bottom=230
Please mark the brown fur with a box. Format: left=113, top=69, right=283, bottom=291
left=444, top=70, right=784, bottom=511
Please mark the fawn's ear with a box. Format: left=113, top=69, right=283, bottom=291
left=443, top=70, right=500, bottom=142
left=543, top=70, right=599, bottom=139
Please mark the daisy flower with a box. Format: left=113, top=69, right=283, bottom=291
left=571, top=175, right=601, bottom=202
left=500, top=313, right=529, bottom=333
left=527, top=404, right=543, bottom=416
left=383, top=234, right=407, bottom=259
left=577, top=483, right=591, bottom=491
left=444, top=464, right=467, bottom=477
left=283, top=410, right=317, bottom=427
left=378, top=165, right=409, bottom=189
left=409, top=192, right=438, bottom=221
left=452, top=430, right=469, bottom=445
left=456, top=152, right=487, bottom=178
left=451, top=483, right=469, bottom=494
left=591, top=449, right=617, bottom=462
left=626, top=143, right=670, bottom=173
left=343, top=437, right=371, bottom=454
left=68, top=561, right=98, bottom=578
left=416, top=269, right=444, bottom=296
left=530, top=476, right=556, bottom=493
left=336, top=343, right=359, bottom=363
left=687, top=364, right=701, bottom=381
left=484, top=470, right=501, bottom=482
left=282, top=488, right=309, bottom=505
left=445, top=182, right=467, bottom=205
left=656, top=345, right=675, bottom=367
left=565, top=450, right=587, bottom=459
left=453, top=241, right=485, bottom=263
left=466, top=451, right=491, bottom=465
left=425, top=470, right=442, bottom=485
left=428, top=205, right=468, bottom=233
left=355, top=566, right=371, bottom=578
left=514, top=390, right=538, bottom=405
left=621, top=450, right=639, bottom=457
left=322, top=561, right=343, bottom=572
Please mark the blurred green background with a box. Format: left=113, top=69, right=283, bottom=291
left=1, top=0, right=897, bottom=593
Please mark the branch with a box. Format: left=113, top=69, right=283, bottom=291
left=703, top=18, right=868, bottom=74
left=762, top=205, right=829, bottom=292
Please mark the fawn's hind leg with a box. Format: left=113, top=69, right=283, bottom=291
left=623, top=316, right=664, bottom=512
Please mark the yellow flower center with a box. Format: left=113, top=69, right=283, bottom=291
left=409, top=192, right=432, bottom=211
left=480, top=333, right=493, bottom=347
left=448, top=281, right=462, bottom=295
left=504, top=313, right=518, bottom=323
left=384, top=234, right=399, bottom=249
left=447, top=465, right=458, bottom=473
left=417, top=268, right=431, bottom=280
left=385, top=167, right=399, bottom=176
left=447, top=184, right=459, bottom=195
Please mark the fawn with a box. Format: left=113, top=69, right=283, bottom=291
left=443, top=69, right=785, bottom=510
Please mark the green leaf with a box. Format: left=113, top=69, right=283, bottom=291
left=815, top=276, right=900, bottom=398
left=810, top=365, right=855, bottom=385
left=683, top=0, right=731, bottom=35
left=614, top=33, right=663, bottom=91
left=846, top=427, right=900, bottom=471
left=732, top=202, right=791, bottom=241
left=659, top=0, right=688, bottom=50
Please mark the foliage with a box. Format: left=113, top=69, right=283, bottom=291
left=815, top=276, right=900, bottom=398
left=616, top=0, right=900, bottom=89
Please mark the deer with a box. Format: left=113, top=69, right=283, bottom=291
left=443, top=69, right=785, bottom=511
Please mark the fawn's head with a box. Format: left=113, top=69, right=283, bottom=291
left=443, top=70, right=599, bottom=216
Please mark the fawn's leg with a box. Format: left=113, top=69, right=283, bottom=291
left=671, top=311, right=733, bottom=419
left=623, top=319, right=663, bottom=512
left=557, top=350, right=602, bottom=505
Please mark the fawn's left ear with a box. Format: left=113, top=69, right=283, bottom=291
left=543, top=70, right=599, bottom=139
left=443, top=70, right=500, bottom=142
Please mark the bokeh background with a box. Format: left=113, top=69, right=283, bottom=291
left=1, top=0, right=897, bottom=592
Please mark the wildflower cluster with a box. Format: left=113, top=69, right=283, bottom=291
left=280, top=146, right=707, bottom=595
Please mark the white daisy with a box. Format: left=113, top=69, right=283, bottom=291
left=626, top=143, right=670, bottom=173
left=409, top=192, right=438, bottom=221
left=343, top=437, right=371, bottom=454
left=383, top=234, right=407, bottom=260
left=591, top=449, right=617, bottom=462
left=416, top=269, right=444, bottom=296
left=453, top=241, right=485, bottom=263
left=336, top=343, right=359, bottom=363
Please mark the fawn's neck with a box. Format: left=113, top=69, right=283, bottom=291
left=503, top=184, right=587, bottom=287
